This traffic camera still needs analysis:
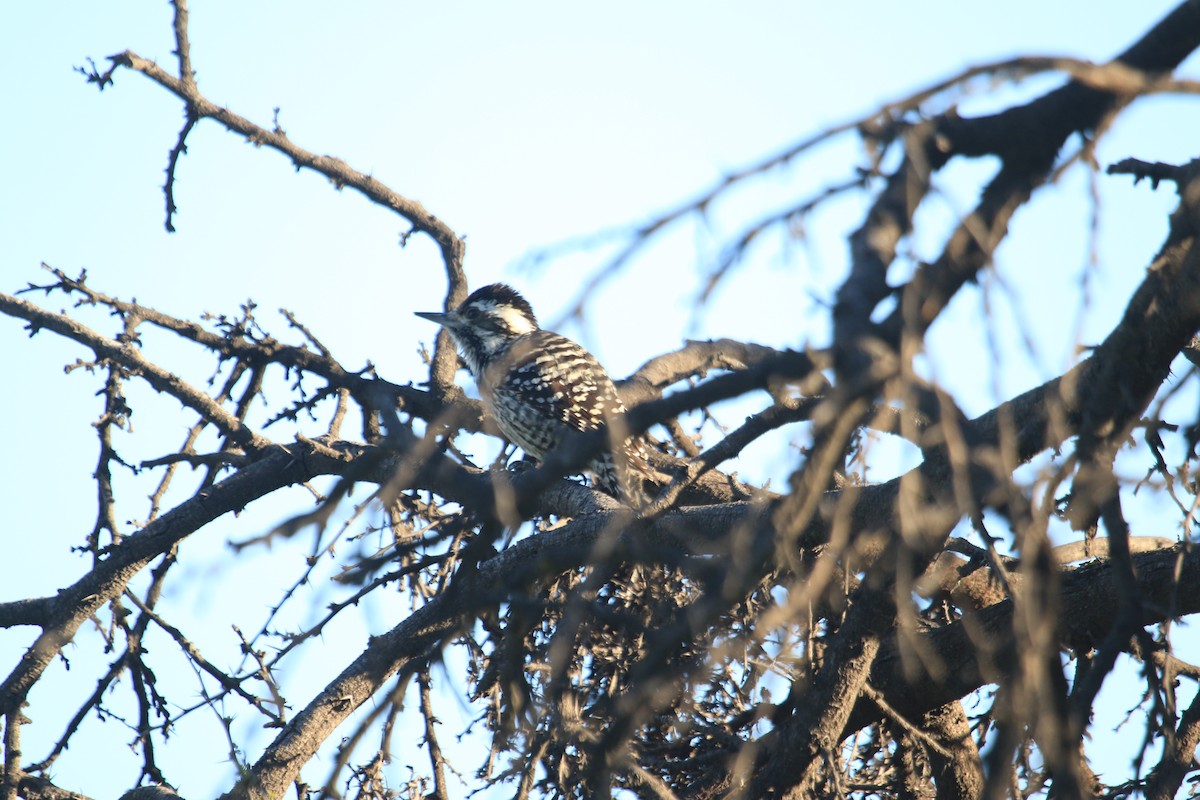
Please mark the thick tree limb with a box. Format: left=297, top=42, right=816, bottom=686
left=860, top=543, right=1200, bottom=732
left=876, top=0, right=1200, bottom=346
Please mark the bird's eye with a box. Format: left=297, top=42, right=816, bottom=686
left=464, top=306, right=480, bottom=320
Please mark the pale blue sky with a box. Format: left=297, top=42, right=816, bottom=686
left=2, top=2, right=1198, bottom=797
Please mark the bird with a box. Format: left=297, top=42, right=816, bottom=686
left=416, top=283, right=654, bottom=506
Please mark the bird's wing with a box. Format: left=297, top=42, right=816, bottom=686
left=492, top=330, right=626, bottom=435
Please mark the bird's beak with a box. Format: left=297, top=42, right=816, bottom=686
left=415, top=310, right=453, bottom=327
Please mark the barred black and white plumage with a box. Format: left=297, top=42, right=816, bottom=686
left=416, top=283, right=653, bottom=506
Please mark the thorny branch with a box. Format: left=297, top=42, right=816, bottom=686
left=6, top=2, right=1200, bottom=800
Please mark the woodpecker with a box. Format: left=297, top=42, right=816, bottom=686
left=416, top=283, right=653, bottom=506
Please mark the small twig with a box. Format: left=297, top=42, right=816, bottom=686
left=140, top=451, right=249, bottom=470
left=123, top=592, right=283, bottom=725
left=171, top=0, right=195, bottom=85
left=233, top=627, right=288, bottom=724
left=163, top=114, right=196, bottom=232
left=418, top=672, right=450, bottom=800
left=642, top=398, right=819, bottom=517
left=1107, top=157, right=1200, bottom=190
left=280, top=309, right=332, bottom=358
